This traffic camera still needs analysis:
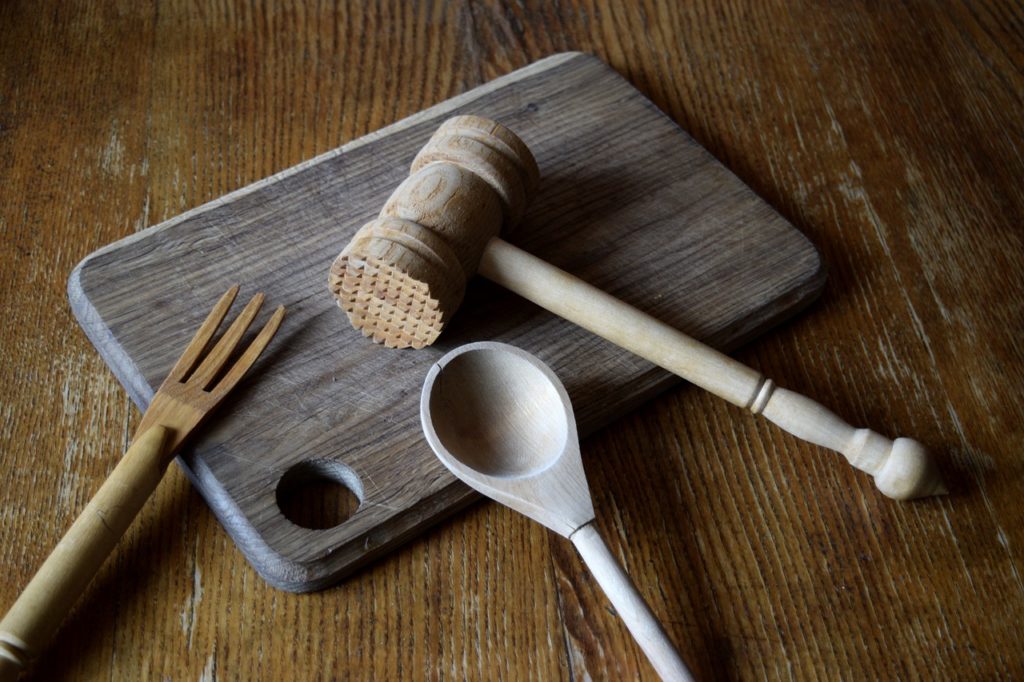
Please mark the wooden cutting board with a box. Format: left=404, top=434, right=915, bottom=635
left=69, top=52, right=824, bottom=592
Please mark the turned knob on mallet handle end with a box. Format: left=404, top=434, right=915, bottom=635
left=874, top=438, right=947, bottom=500
left=757, top=384, right=946, bottom=500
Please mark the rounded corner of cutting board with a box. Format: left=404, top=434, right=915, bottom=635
left=788, top=225, right=829, bottom=304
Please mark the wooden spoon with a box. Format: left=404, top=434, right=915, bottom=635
left=420, top=341, right=695, bottom=681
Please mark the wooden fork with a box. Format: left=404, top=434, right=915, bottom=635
left=0, top=285, right=284, bottom=679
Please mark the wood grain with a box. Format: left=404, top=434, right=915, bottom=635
left=68, top=52, right=822, bottom=592
left=1, top=1, right=1022, bottom=679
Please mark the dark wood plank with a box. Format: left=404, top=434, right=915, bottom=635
left=69, top=52, right=823, bottom=591
left=1, top=1, right=1021, bottom=679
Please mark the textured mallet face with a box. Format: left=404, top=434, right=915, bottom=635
left=330, top=255, right=446, bottom=350
left=330, top=216, right=468, bottom=349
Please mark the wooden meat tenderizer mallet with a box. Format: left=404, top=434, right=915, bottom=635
left=329, top=115, right=946, bottom=500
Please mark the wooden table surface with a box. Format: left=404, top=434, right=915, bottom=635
left=2, top=2, right=1021, bottom=679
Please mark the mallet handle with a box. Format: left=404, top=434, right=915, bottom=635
left=479, top=238, right=945, bottom=500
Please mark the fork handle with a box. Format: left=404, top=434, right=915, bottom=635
left=0, top=426, right=170, bottom=679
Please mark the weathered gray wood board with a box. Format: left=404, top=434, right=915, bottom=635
left=68, top=53, right=824, bottom=592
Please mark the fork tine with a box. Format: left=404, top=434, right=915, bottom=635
left=188, top=292, right=265, bottom=390
left=210, top=305, right=285, bottom=397
left=166, top=285, right=240, bottom=382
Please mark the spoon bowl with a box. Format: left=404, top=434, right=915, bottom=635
left=422, top=341, right=591, bottom=536
left=424, top=343, right=569, bottom=478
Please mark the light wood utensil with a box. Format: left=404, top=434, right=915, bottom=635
left=421, top=341, right=695, bottom=682
left=73, top=54, right=827, bottom=589
left=0, top=286, right=284, bottom=680
left=333, top=115, right=946, bottom=501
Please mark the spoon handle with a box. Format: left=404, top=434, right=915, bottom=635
left=570, top=523, right=695, bottom=681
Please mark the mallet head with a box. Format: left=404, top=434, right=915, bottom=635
left=329, top=116, right=539, bottom=348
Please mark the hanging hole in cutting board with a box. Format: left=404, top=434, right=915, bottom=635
left=275, top=460, right=363, bottom=530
